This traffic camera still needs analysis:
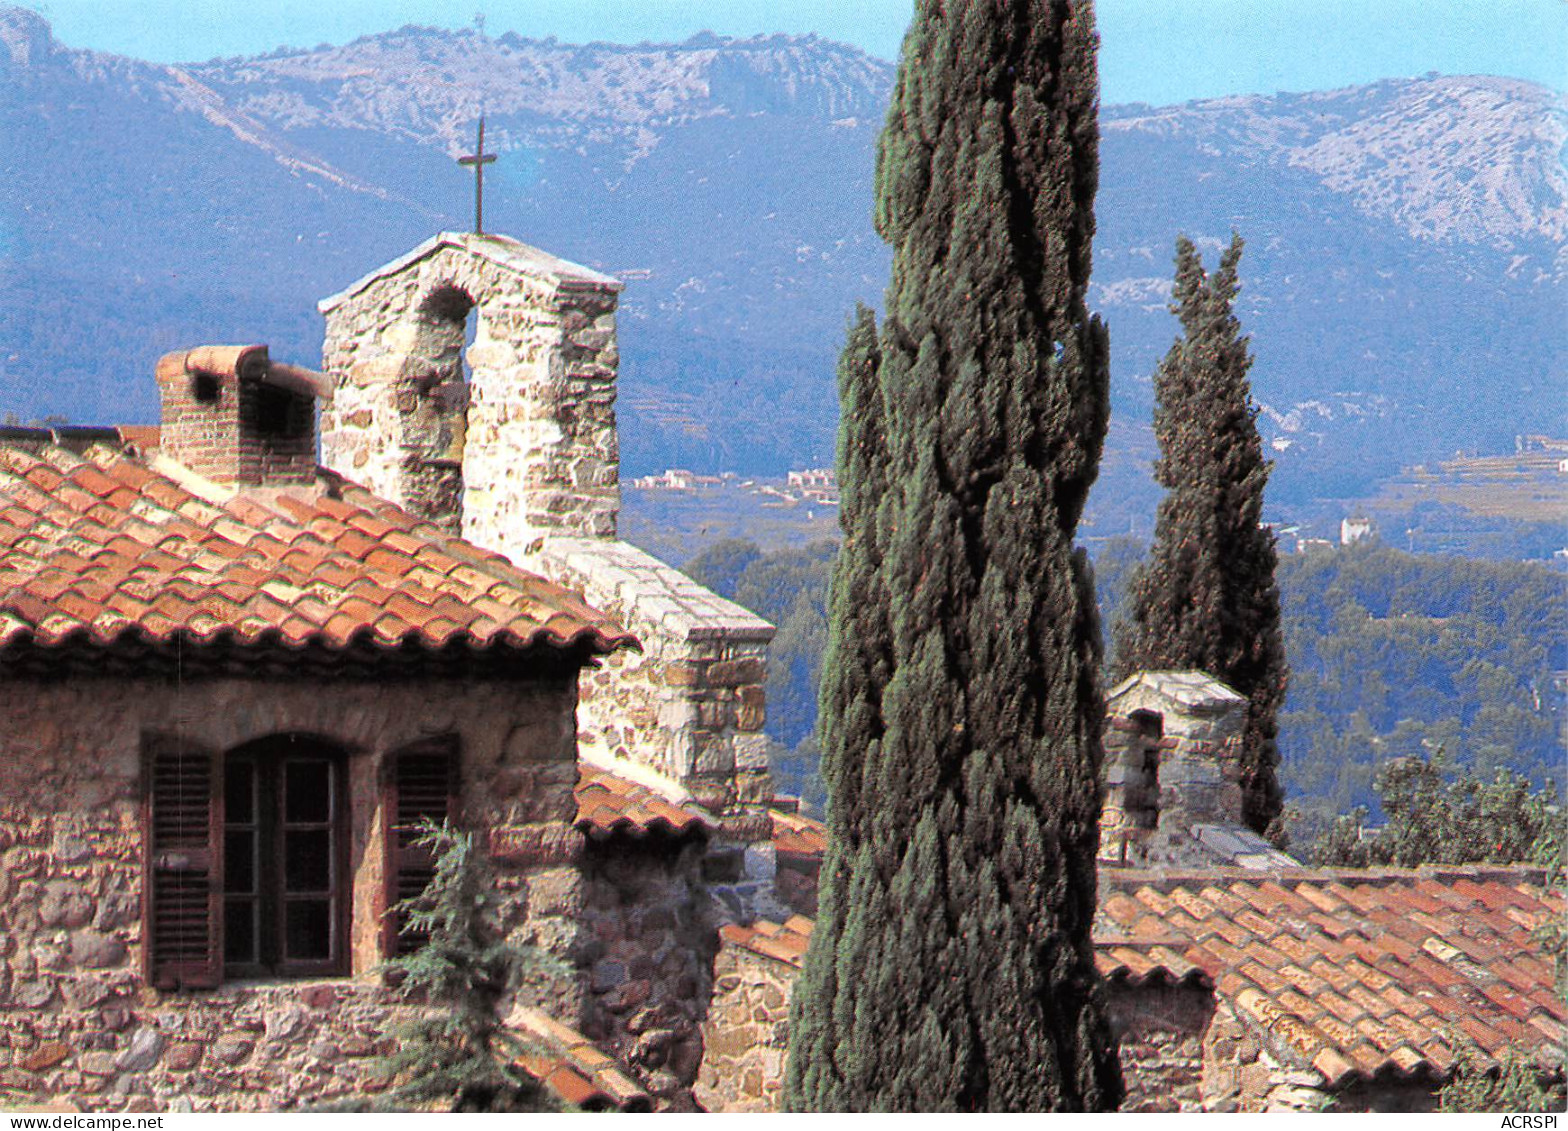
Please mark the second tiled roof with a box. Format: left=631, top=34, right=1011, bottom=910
left=1096, top=865, right=1565, bottom=1086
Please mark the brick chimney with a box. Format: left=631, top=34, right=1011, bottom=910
left=155, top=345, right=332, bottom=486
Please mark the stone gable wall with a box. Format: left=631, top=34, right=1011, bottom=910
left=534, top=538, right=774, bottom=818
left=1102, top=982, right=1217, bottom=1111
left=576, top=840, right=715, bottom=1109
left=0, top=676, right=586, bottom=1112
left=319, top=235, right=778, bottom=841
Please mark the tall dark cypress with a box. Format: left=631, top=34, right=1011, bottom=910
left=786, top=1, right=1122, bottom=1111
left=1113, top=233, right=1289, bottom=837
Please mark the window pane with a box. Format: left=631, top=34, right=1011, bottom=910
left=225, top=759, right=254, bottom=825
left=284, top=760, right=331, bottom=824
left=224, top=830, right=256, bottom=894
left=284, top=829, right=332, bottom=892
left=284, top=899, right=332, bottom=961
left=224, top=899, right=257, bottom=965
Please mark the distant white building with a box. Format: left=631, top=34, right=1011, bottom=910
left=630, top=468, right=698, bottom=490
left=1341, top=515, right=1374, bottom=545
left=787, top=468, right=835, bottom=490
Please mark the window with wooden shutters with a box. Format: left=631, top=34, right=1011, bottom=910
left=144, top=733, right=222, bottom=991
left=224, top=735, right=349, bottom=979
left=384, top=737, right=459, bottom=956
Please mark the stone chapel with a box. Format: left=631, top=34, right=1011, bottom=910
left=0, top=230, right=1560, bottom=1114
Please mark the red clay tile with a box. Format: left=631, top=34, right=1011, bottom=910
left=1273, top=962, right=1332, bottom=999
left=1344, top=983, right=1397, bottom=1020
left=1317, top=988, right=1369, bottom=1026
left=1197, top=884, right=1248, bottom=916
left=1205, top=916, right=1255, bottom=948
left=573, top=768, right=708, bottom=839
left=1383, top=1012, right=1440, bottom=1049
left=544, top=1066, right=599, bottom=1108
left=1275, top=987, right=1326, bottom=1020
left=1455, top=1014, right=1510, bottom=1054
left=1234, top=908, right=1281, bottom=939
left=1523, top=985, right=1568, bottom=1018
left=1238, top=960, right=1291, bottom=995
left=1101, top=893, right=1144, bottom=927
left=1306, top=910, right=1363, bottom=941
left=1165, top=886, right=1218, bottom=920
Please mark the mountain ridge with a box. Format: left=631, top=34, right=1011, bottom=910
left=1, top=6, right=1562, bottom=532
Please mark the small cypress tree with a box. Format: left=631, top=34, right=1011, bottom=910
left=374, top=820, right=563, bottom=1112
left=1114, top=233, right=1289, bottom=837
left=787, top=0, right=1122, bottom=1111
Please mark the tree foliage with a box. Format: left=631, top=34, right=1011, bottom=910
left=1113, top=233, right=1288, bottom=838
left=785, top=0, right=1121, bottom=1111
left=1437, top=1047, right=1566, bottom=1113
left=1310, top=752, right=1564, bottom=874
left=374, top=821, right=564, bottom=1112
left=1279, top=543, right=1565, bottom=842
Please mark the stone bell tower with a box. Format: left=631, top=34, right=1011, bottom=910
left=318, top=231, right=621, bottom=552
left=317, top=232, right=776, bottom=833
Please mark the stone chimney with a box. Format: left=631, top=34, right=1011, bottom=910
left=155, top=345, right=332, bottom=486
left=317, top=232, right=622, bottom=544
left=1099, top=670, right=1248, bottom=864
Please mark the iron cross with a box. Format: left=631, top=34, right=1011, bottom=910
left=458, top=115, right=498, bottom=235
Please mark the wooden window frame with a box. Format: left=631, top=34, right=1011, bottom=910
left=224, top=739, right=350, bottom=980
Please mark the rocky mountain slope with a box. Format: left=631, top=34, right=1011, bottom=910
left=1, top=6, right=1563, bottom=526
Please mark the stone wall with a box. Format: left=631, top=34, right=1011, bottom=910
left=1103, top=984, right=1306, bottom=1113
left=318, top=232, right=778, bottom=841
left=576, top=838, right=715, bottom=1109
left=0, top=675, right=586, bottom=1112
left=319, top=232, right=622, bottom=544
left=535, top=538, right=774, bottom=819
left=1098, top=713, right=1161, bottom=865
left=693, top=942, right=794, bottom=1112
left=1103, top=982, right=1214, bottom=1111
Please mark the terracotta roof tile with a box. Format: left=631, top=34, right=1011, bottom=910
left=572, top=767, right=710, bottom=840
left=772, top=809, right=827, bottom=859
left=0, top=444, right=635, bottom=663
left=720, top=917, right=814, bottom=970
left=1095, top=865, right=1562, bottom=1088
left=505, top=1005, right=650, bottom=1111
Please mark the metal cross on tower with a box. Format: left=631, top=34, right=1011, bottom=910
left=458, top=115, right=497, bottom=235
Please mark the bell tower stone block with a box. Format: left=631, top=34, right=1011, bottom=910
left=318, top=232, right=621, bottom=544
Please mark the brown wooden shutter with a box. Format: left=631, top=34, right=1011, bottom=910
left=383, top=737, right=459, bottom=956
left=143, top=732, right=222, bottom=990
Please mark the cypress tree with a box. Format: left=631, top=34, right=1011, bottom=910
left=1113, top=233, right=1289, bottom=837
left=786, top=1, right=1121, bottom=1111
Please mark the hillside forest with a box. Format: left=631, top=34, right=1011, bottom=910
left=687, top=537, right=1567, bottom=847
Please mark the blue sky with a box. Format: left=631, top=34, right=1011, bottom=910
left=19, top=0, right=1567, bottom=106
